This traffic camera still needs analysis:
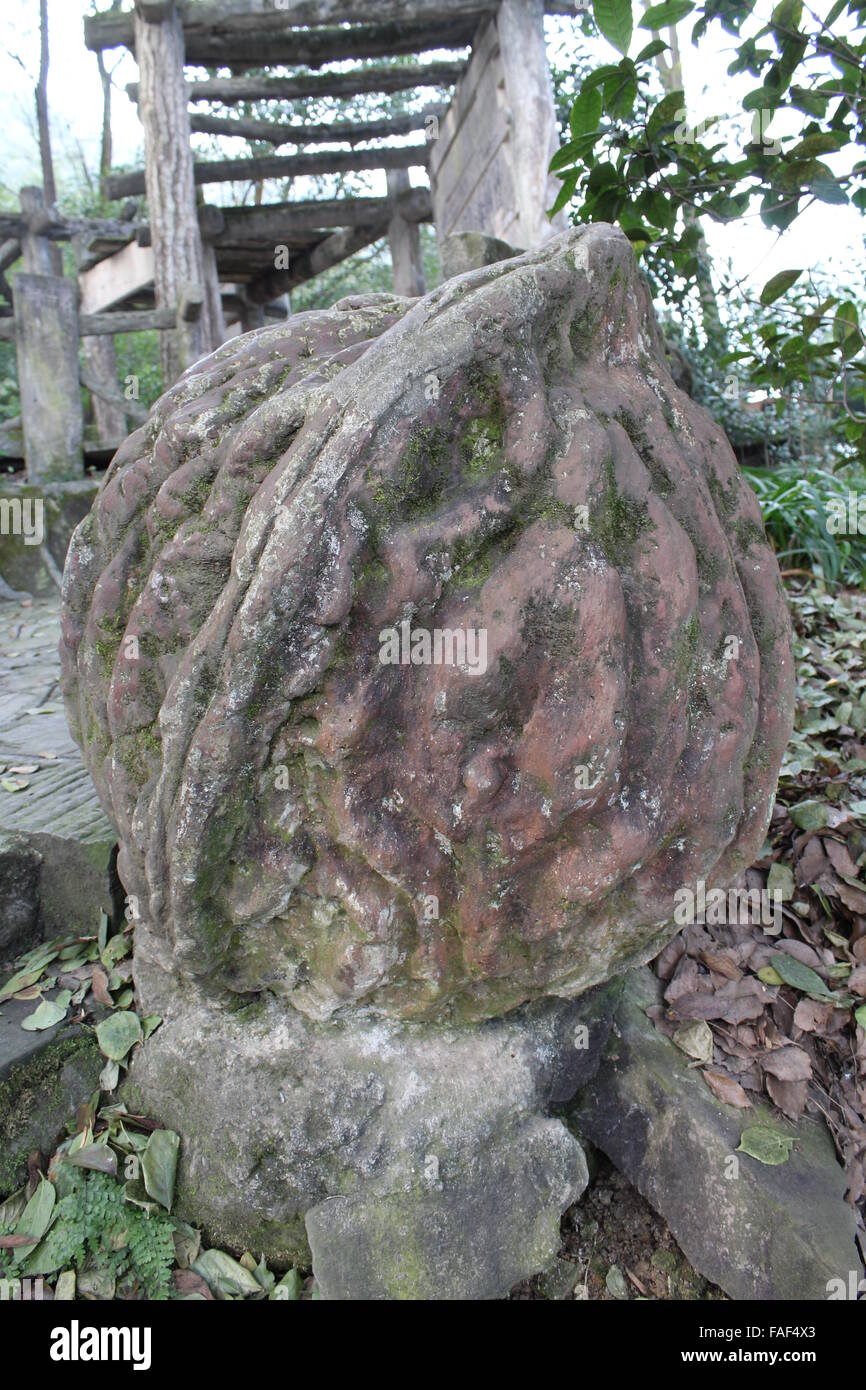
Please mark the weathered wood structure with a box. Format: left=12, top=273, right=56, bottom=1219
left=1, top=0, right=577, bottom=485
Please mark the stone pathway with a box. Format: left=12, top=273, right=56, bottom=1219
left=0, top=595, right=116, bottom=957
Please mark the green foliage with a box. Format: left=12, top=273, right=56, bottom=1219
left=661, top=269, right=866, bottom=468
left=26, top=1170, right=176, bottom=1299
left=0, top=347, right=19, bottom=422
left=743, top=460, right=866, bottom=585
left=552, top=0, right=866, bottom=460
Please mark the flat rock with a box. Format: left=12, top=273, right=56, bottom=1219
left=0, top=993, right=102, bottom=1194
left=0, top=596, right=119, bottom=945
left=0, top=478, right=99, bottom=598
left=0, top=831, right=41, bottom=960
left=570, top=967, right=860, bottom=1301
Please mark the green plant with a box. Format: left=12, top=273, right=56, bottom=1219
left=551, top=1, right=866, bottom=460
left=742, top=459, right=866, bottom=584
left=38, top=1169, right=176, bottom=1299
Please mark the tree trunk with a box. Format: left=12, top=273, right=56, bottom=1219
left=97, top=51, right=113, bottom=184
left=133, top=0, right=218, bottom=384
left=649, top=13, right=725, bottom=349
left=35, top=0, right=62, bottom=275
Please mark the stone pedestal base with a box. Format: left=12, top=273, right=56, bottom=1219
left=126, top=924, right=620, bottom=1299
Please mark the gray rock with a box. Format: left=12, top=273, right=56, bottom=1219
left=571, top=967, right=860, bottom=1301
left=0, top=597, right=120, bottom=941
left=0, top=994, right=102, bottom=1194
left=0, top=831, right=42, bottom=962
left=0, top=479, right=99, bottom=597
left=307, top=1116, right=584, bottom=1300
left=125, top=923, right=618, bottom=1295
left=439, top=230, right=520, bottom=279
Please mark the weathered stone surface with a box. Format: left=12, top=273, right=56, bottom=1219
left=125, top=921, right=616, bottom=1292
left=61, top=225, right=794, bottom=1026
left=440, top=230, right=519, bottom=280
left=571, top=968, right=860, bottom=1301
left=0, top=831, right=42, bottom=961
left=0, top=596, right=120, bottom=938
left=0, top=994, right=102, bottom=1194
left=0, top=479, right=99, bottom=597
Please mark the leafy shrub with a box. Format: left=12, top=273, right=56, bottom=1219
left=743, top=461, right=866, bottom=587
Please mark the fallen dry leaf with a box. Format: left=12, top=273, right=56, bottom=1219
left=765, top=1075, right=808, bottom=1121
left=760, top=1045, right=812, bottom=1082
left=848, top=964, right=866, bottom=997
left=703, top=1069, right=752, bottom=1108
left=174, top=1269, right=214, bottom=1299
left=90, top=966, right=113, bottom=1008
left=793, top=997, right=836, bottom=1032
left=823, top=837, right=860, bottom=880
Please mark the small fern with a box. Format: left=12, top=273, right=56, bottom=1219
left=52, top=1171, right=175, bottom=1299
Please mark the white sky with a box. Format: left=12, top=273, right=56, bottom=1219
left=0, top=0, right=862, bottom=297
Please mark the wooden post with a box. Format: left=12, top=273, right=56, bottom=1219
left=82, top=334, right=126, bottom=448
left=387, top=170, right=426, bottom=297
left=201, top=239, right=226, bottom=348
left=133, top=0, right=219, bottom=383
left=19, top=187, right=55, bottom=274
left=429, top=3, right=565, bottom=251
left=240, top=297, right=266, bottom=334
left=14, top=273, right=84, bottom=482
left=496, top=0, right=566, bottom=248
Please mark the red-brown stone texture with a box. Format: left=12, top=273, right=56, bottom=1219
left=60, top=225, right=794, bottom=1023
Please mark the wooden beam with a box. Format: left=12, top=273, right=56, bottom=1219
left=79, top=239, right=155, bottom=315
left=127, top=60, right=466, bottom=106
left=19, top=188, right=56, bottom=276
left=0, top=241, right=20, bottom=275
left=0, top=212, right=138, bottom=245
left=146, top=18, right=475, bottom=68
left=86, top=1, right=584, bottom=49
left=209, top=190, right=432, bottom=242
left=245, top=224, right=387, bottom=305
left=80, top=366, right=150, bottom=427
left=80, top=307, right=176, bottom=335
left=104, top=144, right=430, bottom=199
left=189, top=108, right=443, bottom=149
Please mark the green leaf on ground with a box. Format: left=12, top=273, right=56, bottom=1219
left=191, top=1248, right=262, bottom=1299
left=20, top=991, right=71, bottom=1031
left=95, top=1010, right=142, bottom=1062
left=737, top=1126, right=795, bottom=1165
left=12, top=1178, right=55, bottom=1265
left=771, top=953, right=834, bottom=999
left=271, top=1268, right=303, bottom=1300
left=767, top=862, right=795, bottom=900
left=141, top=1129, right=180, bottom=1212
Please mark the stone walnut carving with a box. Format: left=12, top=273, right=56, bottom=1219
left=61, top=225, right=794, bottom=1027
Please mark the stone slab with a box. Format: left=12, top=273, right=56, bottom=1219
left=0, top=596, right=118, bottom=950
left=0, top=993, right=102, bottom=1194
left=0, top=478, right=99, bottom=597
left=571, top=967, right=861, bottom=1301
